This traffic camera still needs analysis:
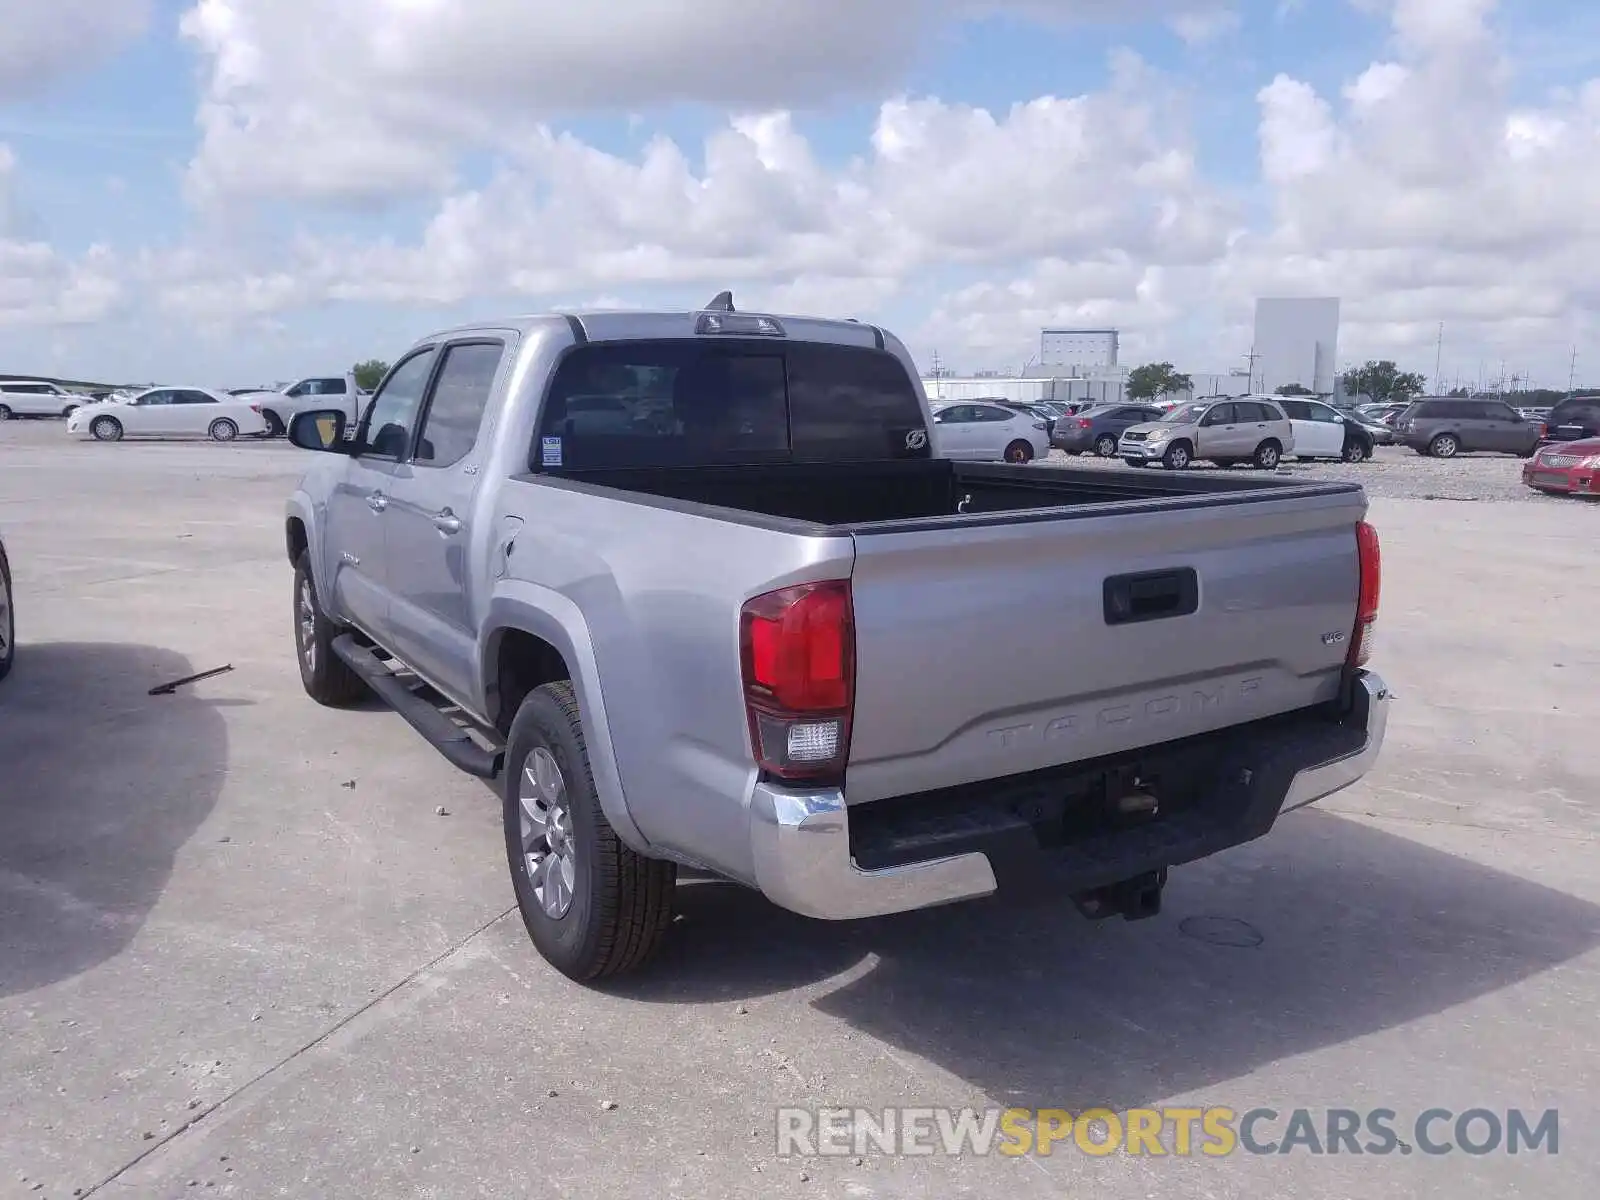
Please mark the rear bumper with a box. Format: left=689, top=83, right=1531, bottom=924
left=747, top=671, right=1390, bottom=921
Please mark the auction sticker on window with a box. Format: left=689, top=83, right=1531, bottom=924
left=541, top=436, right=563, bottom=466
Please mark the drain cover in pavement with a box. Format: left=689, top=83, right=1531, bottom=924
left=1178, top=915, right=1264, bottom=948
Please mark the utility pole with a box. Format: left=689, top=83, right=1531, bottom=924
left=1434, top=322, right=1443, bottom=392
left=1243, top=345, right=1261, bottom=392
left=1569, top=345, right=1578, bottom=396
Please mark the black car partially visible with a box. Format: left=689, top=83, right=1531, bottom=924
left=1541, top=396, right=1600, bottom=445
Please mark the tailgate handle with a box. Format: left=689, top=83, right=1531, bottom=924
left=1103, top=568, right=1199, bottom=626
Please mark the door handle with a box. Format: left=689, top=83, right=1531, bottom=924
left=432, top=508, right=462, bottom=534
left=367, top=492, right=388, bottom=512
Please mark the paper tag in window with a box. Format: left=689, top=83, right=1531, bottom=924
left=541, top=436, right=563, bottom=466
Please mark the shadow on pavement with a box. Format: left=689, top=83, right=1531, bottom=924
left=619, top=809, right=1600, bottom=1111
left=0, top=643, right=229, bottom=998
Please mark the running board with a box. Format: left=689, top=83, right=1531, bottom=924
left=330, top=635, right=504, bottom=778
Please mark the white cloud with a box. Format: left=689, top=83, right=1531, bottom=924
left=5, top=0, right=1600, bottom=390
left=1169, top=7, right=1242, bottom=45
left=237, top=53, right=1236, bottom=334
left=0, top=147, right=124, bottom=327
left=176, top=0, right=1203, bottom=205
left=0, top=0, right=151, bottom=100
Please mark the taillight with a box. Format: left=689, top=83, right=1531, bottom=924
left=250, top=403, right=261, bottom=414
left=1538, top=423, right=1548, bottom=439
left=1077, top=418, right=1092, bottom=428
left=1349, top=521, right=1380, bottom=667
left=740, top=580, right=854, bottom=781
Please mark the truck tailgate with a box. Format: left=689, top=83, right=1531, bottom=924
left=843, top=488, right=1367, bottom=804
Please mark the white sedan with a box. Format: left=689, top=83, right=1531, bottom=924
left=66, top=386, right=269, bottom=443
left=930, top=401, right=1052, bottom=463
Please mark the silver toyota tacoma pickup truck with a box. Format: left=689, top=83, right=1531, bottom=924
left=283, top=295, right=1389, bottom=982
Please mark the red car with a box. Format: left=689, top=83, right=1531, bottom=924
left=1522, top=437, right=1600, bottom=497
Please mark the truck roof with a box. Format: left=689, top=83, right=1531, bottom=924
left=418, top=299, right=892, bottom=353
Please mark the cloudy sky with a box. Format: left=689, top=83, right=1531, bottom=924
left=0, top=0, right=1595, bottom=388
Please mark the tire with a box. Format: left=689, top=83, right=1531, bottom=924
left=0, top=405, right=11, bottom=421
left=292, top=551, right=367, bottom=706
left=1252, top=440, right=1282, bottom=470
left=1162, top=441, right=1192, bottom=470
left=1428, top=433, right=1459, bottom=458
left=262, top=409, right=286, bottom=438
left=504, top=681, right=676, bottom=981
left=1094, top=434, right=1118, bottom=457
left=1342, top=440, right=1369, bottom=463
left=91, top=416, right=123, bottom=442
left=0, top=549, right=14, bottom=683
left=208, top=418, right=239, bottom=442
left=1003, top=439, right=1034, bottom=464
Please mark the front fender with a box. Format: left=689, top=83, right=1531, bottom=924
left=481, top=582, right=652, bottom=856
left=285, top=489, right=328, bottom=611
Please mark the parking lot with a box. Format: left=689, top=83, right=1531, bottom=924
left=2, top=419, right=1596, bottom=1199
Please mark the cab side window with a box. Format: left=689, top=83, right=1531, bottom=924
left=361, top=349, right=437, bottom=460
left=414, top=342, right=504, bottom=467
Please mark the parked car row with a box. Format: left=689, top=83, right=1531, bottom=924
left=1, top=372, right=377, bottom=444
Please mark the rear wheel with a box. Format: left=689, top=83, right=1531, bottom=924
left=1342, top=439, right=1369, bottom=463
left=1428, top=433, right=1459, bottom=458
left=0, top=405, right=11, bottom=421
left=209, top=418, right=239, bottom=442
left=1003, top=439, right=1034, bottom=464
left=1094, top=434, right=1118, bottom=457
left=1252, top=440, right=1282, bottom=470
left=292, top=551, right=367, bottom=706
left=91, top=416, right=123, bottom=442
left=1162, top=441, right=1192, bottom=470
left=505, top=681, right=676, bottom=981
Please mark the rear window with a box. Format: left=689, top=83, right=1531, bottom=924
left=533, top=339, right=930, bottom=470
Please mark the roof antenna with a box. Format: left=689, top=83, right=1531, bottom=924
left=705, top=291, right=735, bottom=313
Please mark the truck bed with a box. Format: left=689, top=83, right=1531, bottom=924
left=514, top=458, right=1368, bottom=811
left=528, top=458, right=1359, bottom=531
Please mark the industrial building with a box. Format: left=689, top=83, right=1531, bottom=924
left=1252, top=298, right=1340, bottom=395
left=1039, top=328, right=1119, bottom=374
left=922, top=374, right=1130, bottom=407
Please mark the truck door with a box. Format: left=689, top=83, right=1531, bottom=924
left=322, top=348, right=438, bottom=640
left=381, top=339, right=506, bottom=704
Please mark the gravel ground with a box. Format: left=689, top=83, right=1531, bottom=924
left=1042, top=444, right=1594, bottom=504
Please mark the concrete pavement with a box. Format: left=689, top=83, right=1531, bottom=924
left=1, top=421, right=1595, bottom=1199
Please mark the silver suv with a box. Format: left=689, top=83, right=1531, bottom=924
left=1119, top=397, right=1296, bottom=470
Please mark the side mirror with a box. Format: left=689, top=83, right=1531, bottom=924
left=288, top=408, right=354, bottom=453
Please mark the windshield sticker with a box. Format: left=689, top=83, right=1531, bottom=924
left=541, top=435, right=563, bottom=467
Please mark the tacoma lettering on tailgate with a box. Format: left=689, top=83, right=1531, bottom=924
left=985, top=677, right=1263, bottom=750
